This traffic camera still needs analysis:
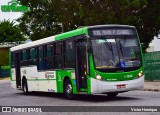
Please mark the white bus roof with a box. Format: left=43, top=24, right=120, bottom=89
left=10, top=36, right=55, bottom=52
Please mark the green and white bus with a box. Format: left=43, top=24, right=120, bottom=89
left=10, top=25, right=144, bottom=99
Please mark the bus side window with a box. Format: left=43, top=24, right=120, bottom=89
left=22, top=50, right=27, bottom=60
left=54, top=42, right=63, bottom=69
left=38, top=46, right=44, bottom=70
left=29, top=48, right=36, bottom=65
left=11, top=52, right=15, bottom=68
left=64, top=40, right=75, bottom=68
left=45, top=43, right=54, bottom=70
left=21, top=50, right=27, bottom=66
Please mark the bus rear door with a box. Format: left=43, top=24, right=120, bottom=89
left=15, top=51, right=21, bottom=88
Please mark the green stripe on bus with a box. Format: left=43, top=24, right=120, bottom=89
left=11, top=79, right=56, bottom=81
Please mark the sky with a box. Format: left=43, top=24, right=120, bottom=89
left=148, top=36, right=160, bottom=52
left=0, top=0, right=22, bottom=22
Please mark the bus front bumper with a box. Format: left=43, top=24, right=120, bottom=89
left=90, top=76, right=144, bottom=94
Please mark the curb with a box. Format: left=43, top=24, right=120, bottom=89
left=144, top=89, right=160, bottom=92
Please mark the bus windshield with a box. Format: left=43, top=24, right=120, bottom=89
left=91, top=36, right=141, bottom=70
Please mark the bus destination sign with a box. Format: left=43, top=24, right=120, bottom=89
left=91, top=29, right=134, bottom=36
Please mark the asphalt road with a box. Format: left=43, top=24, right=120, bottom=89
left=0, top=80, right=160, bottom=115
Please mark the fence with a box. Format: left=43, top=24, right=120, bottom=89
left=143, top=51, right=160, bottom=81
left=0, top=66, right=10, bottom=78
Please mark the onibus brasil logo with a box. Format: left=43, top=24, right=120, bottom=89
left=1, top=0, right=29, bottom=12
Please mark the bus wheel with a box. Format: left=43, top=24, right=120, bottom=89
left=107, top=92, right=118, bottom=98
left=64, top=79, right=74, bottom=100
left=22, top=79, right=29, bottom=95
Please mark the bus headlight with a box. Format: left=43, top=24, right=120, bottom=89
left=96, top=74, right=102, bottom=80
left=135, top=71, right=143, bottom=79
left=138, top=71, right=143, bottom=77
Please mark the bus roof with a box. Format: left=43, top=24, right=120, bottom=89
left=10, top=36, right=55, bottom=51
left=10, top=24, right=135, bottom=52
left=10, top=27, right=87, bottom=52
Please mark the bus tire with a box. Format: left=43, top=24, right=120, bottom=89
left=64, top=79, right=75, bottom=100
left=107, top=92, right=118, bottom=98
left=22, top=78, right=29, bottom=95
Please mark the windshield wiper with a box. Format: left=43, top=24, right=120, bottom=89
left=105, top=40, right=112, bottom=51
left=104, top=40, right=115, bottom=61
left=119, top=40, right=123, bottom=56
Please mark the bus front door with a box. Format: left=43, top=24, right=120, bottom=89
left=76, top=39, right=87, bottom=92
left=15, top=52, right=21, bottom=88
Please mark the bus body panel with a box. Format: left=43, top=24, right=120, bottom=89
left=9, top=25, right=144, bottom=97
left=14, top=65, right=57, bottom=92
left=86, top=53, right=95, bottom=94
left=94, top=67, right=144, bottom=81
left=38, top=80, right=57, bottom=92
left=55, top=27, right=88, bottom=41
left=56, top=70, right=77, bottom=94
left=90, top=76, right=144, bottom=94
left=11, top=68, right=16, bottom=80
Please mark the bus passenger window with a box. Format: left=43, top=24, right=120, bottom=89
left=22, top=50, right=27, bottom=60
left=30, top=48, right=36, bottom=59
left=54, top=42, right=63, bottom=69
left=64, top=40, right=75, bottom=68
left=38, top=46, right=44, bottom=70
left=46, top=44, right=53, bottom=57
left=21, top=50, right=28, bottom=66
left=45, top=44, right=54, bottom=70
left=29, top=48, right=36, bottom=65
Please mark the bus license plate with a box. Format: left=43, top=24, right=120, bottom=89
left=117, top=84, right=126, bottom=89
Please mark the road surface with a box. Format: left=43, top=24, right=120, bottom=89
left=0, top=80, right=160, bottom=115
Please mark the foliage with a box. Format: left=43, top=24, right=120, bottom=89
left=18, top=0, right=160, bottom=52
left=0, top=20, right=25, bottom=43
left=0, top=20, right=25, bottom=66
left=135, top=1, right=160, bottom=51
left=0, top=48, right=9, bottom=67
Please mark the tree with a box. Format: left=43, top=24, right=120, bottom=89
left=18, top=0, right=160, bottom=52
left=134, top=0, right=160, bottom=51
left=17, top=0, right=62, bottom=41
left=0, top=48, right=9, bottom=67
left=0, top=20, right=25, bottom=43
left=0, top=20, right=25, bottom=66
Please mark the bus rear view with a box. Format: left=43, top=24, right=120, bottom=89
left=87, top=25, right=144, bottom=97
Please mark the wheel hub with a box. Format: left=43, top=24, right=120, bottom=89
left=66, top=84, right=72, bottom=95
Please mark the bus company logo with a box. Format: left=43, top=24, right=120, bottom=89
left=1, top=0, right=29, bottom=12
left=128, top=74, right=133, bottom=78
left=45, top=72, right=55, bottom=79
